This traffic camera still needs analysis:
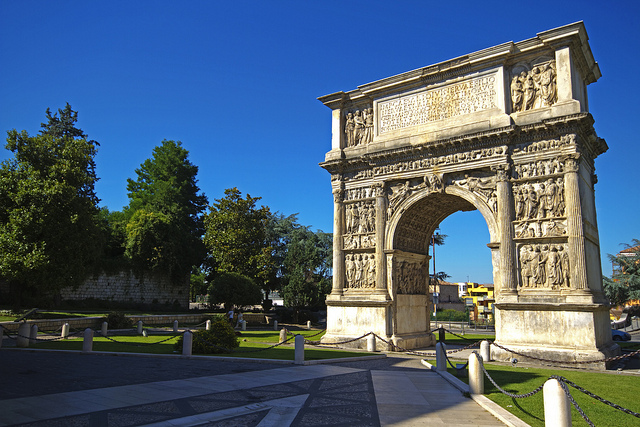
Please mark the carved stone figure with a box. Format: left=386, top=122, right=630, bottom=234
left=511, top=61, right=557, bottom=113
left=533, top=245, right=548, bottom=288
left=511, top=71, right=525, bottom=112
left=345, top=112, right=355, bottom=147
left=547, top=246, right=562, bottom=289
left=354, top=110, right=365, bottom=146
left=520, top=245, right=534, bottom=288
left=525, top=186, right=539, bottom=219
left=363, top=108, right=374, bottom=144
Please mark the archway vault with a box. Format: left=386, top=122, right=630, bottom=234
left=318, top=23, right=618, bottom=367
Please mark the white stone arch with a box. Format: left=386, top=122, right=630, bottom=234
left=385, top=184, right=499, bottom=251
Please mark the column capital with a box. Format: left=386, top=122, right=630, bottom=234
left=561, top=153, right=581, bottom=173
left=491, top=164, right=511, bottom=182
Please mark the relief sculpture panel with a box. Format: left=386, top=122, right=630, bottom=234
left=519, top=244, right=570, bottom=290
left=510, top=60, right=557, bottom=113
left=345, top=253, right=376, bottom=289
left=394, top=259, right=427, bottom=295
left=345, top=107, right=374, bottom=147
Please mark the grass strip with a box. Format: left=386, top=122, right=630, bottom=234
left=432, top=359, right=640, bottom=427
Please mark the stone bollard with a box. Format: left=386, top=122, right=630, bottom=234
left=82, top=328, right=94, bottom=352
left=29, top=324, right=38, bottom=345
left=543, top=378, right=571, bottom=427
left=273, top=320, right=278, bottom=331
left=62, top=323, right=70, bottom=339
left=438, top=326, right=445, bottom=343
left=205, top=319, right=211, bottom=330
left=461, top=324, right=465, bottom=336
left=294, top=334, right=304, bottom=365
left=279, top=328, right=288, bottom=343
left=241, top=320, right=246, bottom=331
left=367, top=334, right=376, bottom=352
left=307, top=320, right=312, bottom=329
left=469, top=352, right=484, bottom=395
left=137, top=320, right=143, bottom=335
left=173, top=320, right=179, bottom=332
left=0, top=327, right=3, bottom=349
left=182, top=331, right=193, bottom=356
left=17, top=322, right=30, bottom=348
left=435, top=342, right=447, bottom=371
left=101, top=322, right=108, bottom=337
left=480, top=340, right=491, bottom=362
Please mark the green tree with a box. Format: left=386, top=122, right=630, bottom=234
left=603, top=239, right=640, bottom=306
left=0, top=104, right=102, bottom=306
left=203, top=188, right=274, bottom=287
left=208, top=272, right=263, bottom=309
left=280, top=226, right=332, bottom=309
left=124, top=140, right=208, bottom=281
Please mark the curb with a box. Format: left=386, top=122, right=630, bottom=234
left=421, top=359, right=531, bottom=427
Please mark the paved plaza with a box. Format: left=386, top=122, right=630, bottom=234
left=0, top=350, right=505, bottom=426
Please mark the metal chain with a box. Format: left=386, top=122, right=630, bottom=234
left=94, top=330, right=183, bottom=346
left=476, top=352, right=545, bottom=399
left=550, top=375, right=595, bottom=427
left=558, top=376, right=640, bottom=418
left=491, top=341, right=640, bottom=365
left=305, top=332, right=373, bottom=346
left=191, top=331, right=297, bottom=353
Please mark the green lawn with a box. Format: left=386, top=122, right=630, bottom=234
left=30, top=330, right=367, bottom=361
left=436, top=360, right=640, bottom=427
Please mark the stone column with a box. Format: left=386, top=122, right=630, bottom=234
left=374, top=183, right=389, bottom=296
left=563, top=154, right=588, bottom=291
left=330, top=185, right=345, bottom=296
left=494, top=165, right=517, bottom=297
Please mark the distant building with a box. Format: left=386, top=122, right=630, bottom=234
left=460, top=282, right=495, bottom=322
left=429, top=281, right=464, bottom=314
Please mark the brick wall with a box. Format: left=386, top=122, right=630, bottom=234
left=59, top=271, right=189, bottom=308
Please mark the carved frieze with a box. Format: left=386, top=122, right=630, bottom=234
left=510, top=60, right=557, bottom=113
left=519, top=243, right=570, bottom=290
left=513, top=178, right=565, bottom=221
left=345, top=201, right=375, bottom=234
left=343, top=233, right=375, bottom=250
left=513, top=159, right=564, bottom=179
left=512, top=134, right=575, bottom=155
left=515, top=219, right=567, bottom=239
left=344, top=186, right=375, bottom=201
left=345, top=253, right=376, bottom=289
left=394, top=259, right=427, bottom=295
left=345, top=107, right=374, bottom=147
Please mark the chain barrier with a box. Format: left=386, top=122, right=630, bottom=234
left=559, top=376, right=640, bottom=419
left=304, top=332, right=373, bottom=346
left=552, top=375, right=594, bottom=427
left=475, top=351, right=545, bottom=399
left=94, top=329, right=184, bottom=346
left=491, top=341, right=640, bottom=365
left=191, top=330, right=297, bottom=353
left=0, top=324, right=83, bottom=342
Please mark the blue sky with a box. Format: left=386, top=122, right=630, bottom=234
left=1, top=1, right=638, bottom=284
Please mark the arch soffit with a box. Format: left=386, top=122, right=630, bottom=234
left=386, top=185, right=499, bottom=252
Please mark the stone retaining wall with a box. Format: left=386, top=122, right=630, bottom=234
left=59, top=271, right=189, bottom=308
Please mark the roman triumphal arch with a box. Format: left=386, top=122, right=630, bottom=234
left=318, top=22, right=619, bottom=367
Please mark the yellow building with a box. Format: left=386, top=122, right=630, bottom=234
left=459, top=282, right=495, bottom=322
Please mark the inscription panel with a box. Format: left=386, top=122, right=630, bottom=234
left=378, top=74, right=497, bottom=134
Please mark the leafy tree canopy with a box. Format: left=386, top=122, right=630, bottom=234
left=603, top=239, right=640, bottom=306
left=0, top=104, right=102, bottom=306
left=208, top=272, right=263, bottom=309
left=122, top=140, right=208, bottom=281
left=203, top=188, right=274, bottom=287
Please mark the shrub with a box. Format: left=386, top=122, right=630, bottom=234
left=434, top=309, right=468, bottom=322
left=105, top=311, right=133, bottom=329
left=208, top=272, right=262, bottom=308
left=174, top=318, right=238, bottom=354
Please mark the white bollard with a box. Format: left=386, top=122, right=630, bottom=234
left=182, top=331, right=193, bottom=356
left=82, top=328, right=94, bottom=352
left=461, top=324, right=465, bottom=336
left=137, top=320, right=143, bottom=335
left=279, top=328, right=288, bottom=343
left=436, top=342, right=447, bottom=371
left=241, top=320, right=246, bottom=331
left=101, top=321, right=108, bottom=337
left=480, top=340, right=491, bottom=362
left=307, top=320, right=312, bottom=329
left=205, top=319, right=211, bottom=330
left=273, top=320, right=278, bottom=331
left=62, top=323, right=70, bottom=339
left=173, top=320, right=179, bottom=332
left=29, top=324, right=38, bottom=345
left=367, top=334, right=376, bottom=352
left=469, top=352, right=484, bottom=395
left=16, top=323, right=30, bottom=348
left=294, top=334, right=304, bottom=365
left=543, top=378, right=571, bottom=427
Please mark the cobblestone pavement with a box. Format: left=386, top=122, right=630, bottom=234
left=0, top=350, right=505, bottom=426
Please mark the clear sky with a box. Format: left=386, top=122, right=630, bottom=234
left=1, top=1, right=638, bottom=284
